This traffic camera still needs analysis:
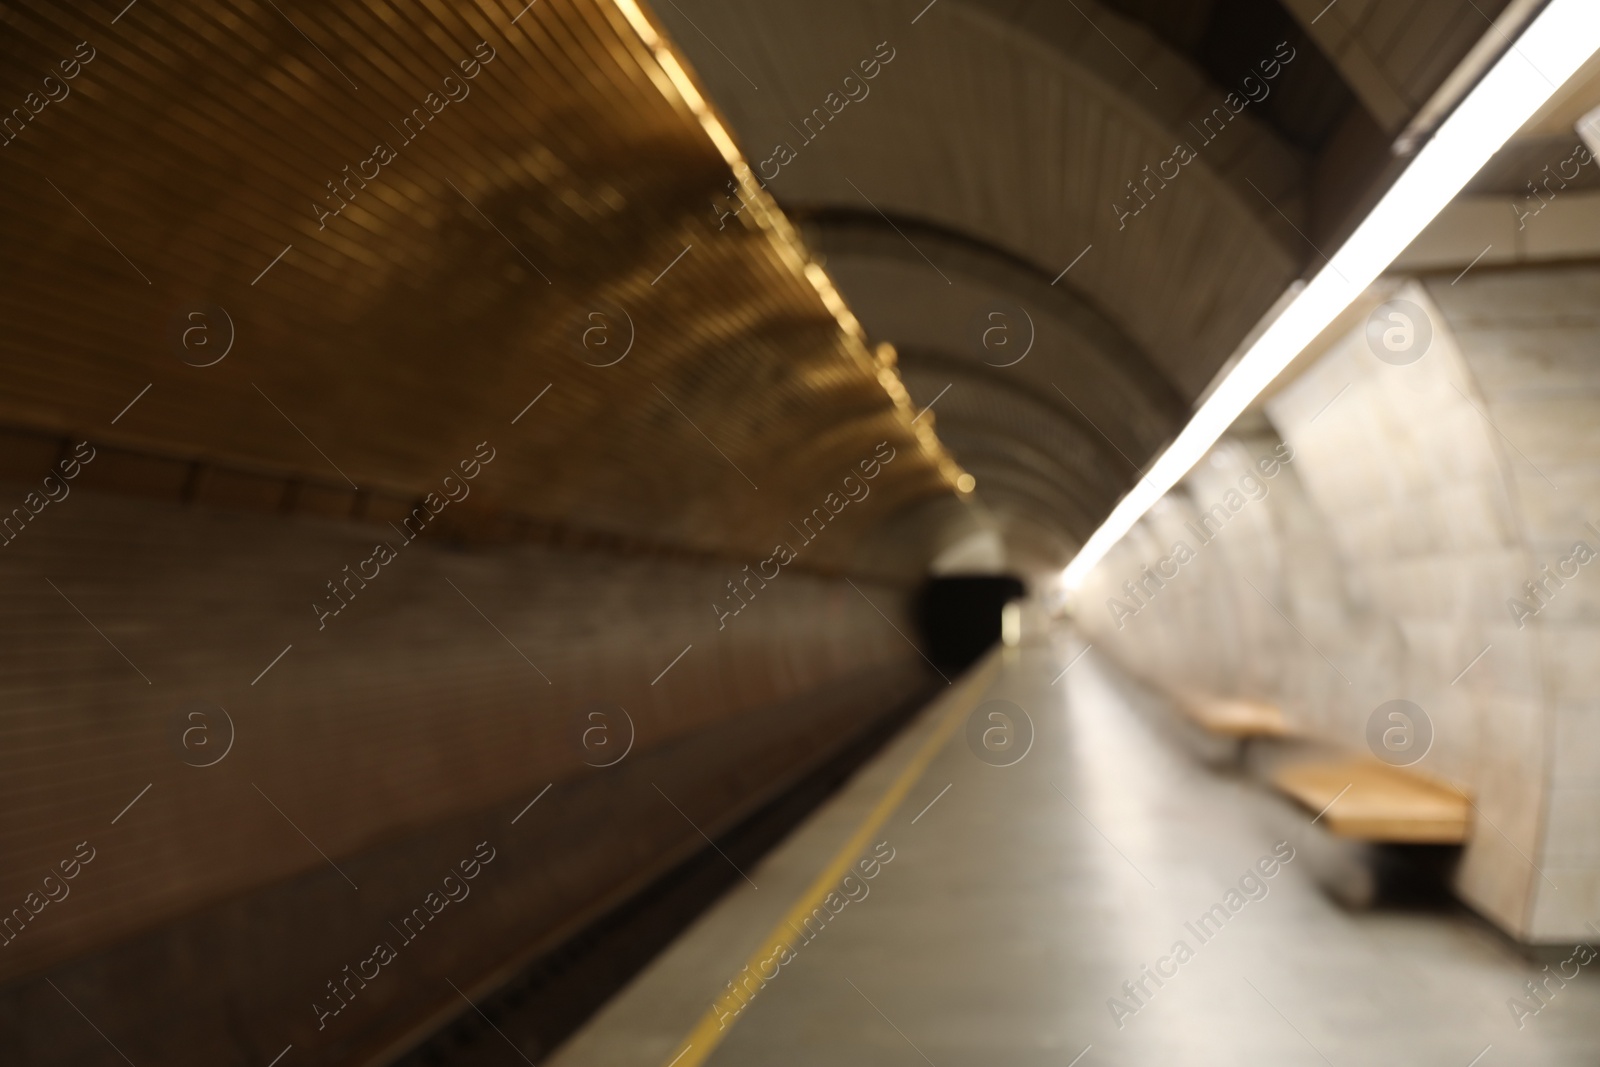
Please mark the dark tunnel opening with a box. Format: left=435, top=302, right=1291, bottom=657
left=914, top=574, right=1027, bottom=672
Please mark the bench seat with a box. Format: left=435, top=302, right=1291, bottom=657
left=1179, top=695, right=1289, bottom=739
left=1271, top=759, right=1470, bottom=844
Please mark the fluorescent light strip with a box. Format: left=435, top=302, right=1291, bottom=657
left=1061, top=0, right=1600, bottom=591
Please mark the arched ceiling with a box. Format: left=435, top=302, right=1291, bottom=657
left=798, top=213, right=1176, bottom=565
left=656, top=0, right=1507, bottom=572
left=0, top=0, right=1511, bottom=581
left=657, top=0, right=1310, bottom=397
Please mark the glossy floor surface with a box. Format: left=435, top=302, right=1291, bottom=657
left=542, top=634, right=1600, bottom=1067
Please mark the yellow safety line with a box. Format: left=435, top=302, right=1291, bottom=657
left=661, top=655, right=1000, bottom=1067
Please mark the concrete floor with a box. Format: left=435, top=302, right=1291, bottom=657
left=544, top=633, right=1600, bottom=1067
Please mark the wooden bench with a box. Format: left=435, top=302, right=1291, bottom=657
left=1177, top=695, right=1289, bottom=739
left=1271, top=759, right=1471, bottom=843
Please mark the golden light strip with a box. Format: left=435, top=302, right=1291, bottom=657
left=607, top=0, right=971, bottom=493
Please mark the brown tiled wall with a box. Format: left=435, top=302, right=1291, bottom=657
left=0, top=481, right=932, bottom=1063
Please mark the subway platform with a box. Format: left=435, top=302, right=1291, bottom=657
left=537, top=635, right=1600, bottom=1067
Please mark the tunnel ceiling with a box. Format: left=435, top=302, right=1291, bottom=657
left=654, top=0, right=1516, bottom=571
left=0, top=0, right=1523, bottom=580
left=0, top=0, right=970, bottom=577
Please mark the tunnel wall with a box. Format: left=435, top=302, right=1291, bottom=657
left=0, top=479, right=934, bottom=1064
left=1076, top=266, right=1600, bottom=943
left=0, top=1, right=976, bottom=1058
